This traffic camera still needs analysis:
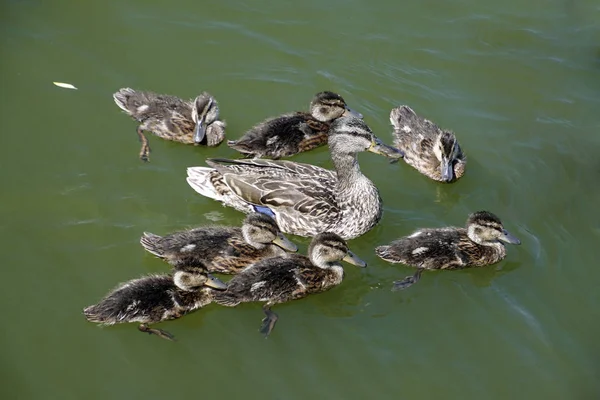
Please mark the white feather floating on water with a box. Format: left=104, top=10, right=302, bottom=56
left=53, top=82, right=77, bottom=90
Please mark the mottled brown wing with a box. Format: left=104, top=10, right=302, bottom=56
left=207, top=158, right=335, bottom=179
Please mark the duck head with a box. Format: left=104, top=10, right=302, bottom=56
left=242, top=213, right=298, bottom=252
left=466, top=211, right=521, bottom=246
left=310, top=91, right=363, bottom=122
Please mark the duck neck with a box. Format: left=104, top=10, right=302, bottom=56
left=331, top=150, right=362, bottom=192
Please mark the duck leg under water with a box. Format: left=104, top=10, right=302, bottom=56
left=137, top=126, right=150, bottom=162
left=392, top=268, right=424, bottom=291
left=260, top=304, right=279, bottom=337
left=138, top=323, right=176, bottom=341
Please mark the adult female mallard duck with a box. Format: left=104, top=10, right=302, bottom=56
left=375, top=211, right=521, bottom=290
left=227, top=91, right=362, bottom=159
left=113, top=88, right=226, bottom=161
left=140, top=212, right=298, bottom=274
left=186, top=116, right=403, bottom=240
left=390, top=106, right=465, bottom=182
left=213, top=232, right=366, bottom=337
left=83, top=261, right=226, bottom=341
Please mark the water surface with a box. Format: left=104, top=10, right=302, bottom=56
left=1, top=0, right=599, bottom=399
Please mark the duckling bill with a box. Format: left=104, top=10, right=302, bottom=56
left=140, top=212, right=297, bottom=274
left=390, top=106, right=465, bottom=182
left=227, top=91, right=362, bottom=159
left=213, top=232, right=366, bottom=337
left=375, top=211, right=520, bottom=290
left=83, top=262, right=226, bottom=341
left=113, top=88, right=226, bottom=162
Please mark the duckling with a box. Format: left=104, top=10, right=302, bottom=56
left=113, top=88, right=226, bottom=162
left=227, top=91, right=363, bottom=159
left=213, top=232, right=366, bottom=337
left=83, top=261, right=227, bottom=341
left=375, top=211, right=521, bottom=290
left=140, top=212, right=298, bottom=274
left=390, top=106, right=466, bottom=182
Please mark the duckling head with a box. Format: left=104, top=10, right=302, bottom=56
left=308, top=232, right=366, bottom=269
left=328, top=116, right=404, bottom=159
left=192, top=93, right=222, bottom=144
left=466, top=211, right=521, bottom=246
left=310, top=91, right=363, bottom=122
left=173, top=262, right=227, bottom=291
left=432, top=131, right=462, bottom=182
left=242, top=213, right=298, bottom=252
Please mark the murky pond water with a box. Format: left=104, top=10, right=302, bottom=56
left=2, top=0, right=599, bottom=398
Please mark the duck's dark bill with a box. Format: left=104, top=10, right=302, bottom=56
left=441, top=160, right=454, bottom=182
left=205, top=274, right=227, bottom=290
left=499, top=229, right=521, bottom=245
left=343, top=107, right=363, bottom=119
left=343, top=251, right=367, bottom=267
left=272, top=233, right=298, bottom=252
left=193, top=121, right=206, bottom=143
left=368, top=138, right=404, bottom=159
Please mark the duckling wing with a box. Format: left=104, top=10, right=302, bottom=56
left=142, top=227, right=244, bottom=269
left=215, top=256, right=313, bottom=305
left=84, top=275, right=175, bottom=324
left=228, top=113, right=328, bottom=158
left=164, top=111, right=194, bottom=136
left=376, top=228, right=468, bottom=269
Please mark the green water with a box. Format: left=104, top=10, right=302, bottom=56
left=2, top=0, right=600, bottom=398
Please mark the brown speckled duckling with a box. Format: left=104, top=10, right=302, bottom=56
left=83, top=261, right=226, bottom=341
left=140, top=213, right=298, bottom=274
left=375, top=211, right=520, bottom=290
left=213, top=232, right=366, bottom=337
left=390, top=106, right=465, bottom=182
left=227, top=91, right=362, bottom=159
left=113, top=88, right=226, bottom=161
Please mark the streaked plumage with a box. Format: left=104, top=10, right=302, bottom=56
left=390, top=106, right=465, bottom=182
left=375, top=211, right=521, bottom=290
left=140, top=213, right=297, bottom=274
left=186, top=116, right=403, bottom=240
left=227, top=91, right=362, bottom=159
left=213, top=232, right=366, bottom=336
left=113, top=88, right=226, bottom=161
left=83, top=262, right=226, bottom=341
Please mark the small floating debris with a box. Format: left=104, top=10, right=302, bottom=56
left=53, top=82, right=77, bottom=90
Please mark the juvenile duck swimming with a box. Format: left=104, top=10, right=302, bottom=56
left=140, top=213, right=297, bottom=274
left=375, top=211, right=520, bottom=290
left=390, top=106, right=465, bottom=182
left=227, top=91, right=362, bottom=159
left=213, top=232, right=366, bottom=337
left=113, top=88, right=226, bottom=161
left=186, top=116, right=403, bottom=240
left=83, top=261, right=226, bottom=341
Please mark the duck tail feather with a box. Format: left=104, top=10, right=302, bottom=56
left=186, top=167, right=221, bottom=201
